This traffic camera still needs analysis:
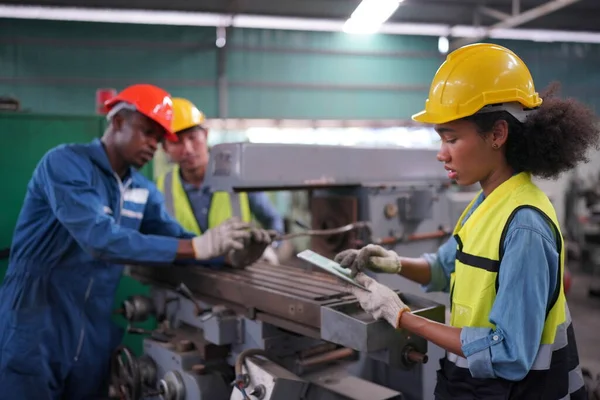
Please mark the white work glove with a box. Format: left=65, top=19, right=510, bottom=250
left=191, top=218, right=252, bottom=260
left=228, top=228, right=277, bottom=269
left=260, top=246, right=279, bottom=265
left=347, top=273, right=410, bottom=329
left=334, top=244, right=402, bottom=277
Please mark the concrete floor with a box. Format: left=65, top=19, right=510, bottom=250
left=568, top=269, right=600, bottom=376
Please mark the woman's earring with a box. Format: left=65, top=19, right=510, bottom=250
left=492, top=143, right=499, bottom=149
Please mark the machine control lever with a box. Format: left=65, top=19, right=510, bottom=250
left=175, top=283, right=210, bottom=316
left=116, top=295, right=155, bottom=323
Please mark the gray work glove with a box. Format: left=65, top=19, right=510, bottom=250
left=191, top=218, right=252, bottom=260
left=228, top=228, right=277, bottom=268
left=259, top=246, right=280, bottom=265
left=334, top=244, right=402, bottom=277
left=347, top=273, right=410, bottom=329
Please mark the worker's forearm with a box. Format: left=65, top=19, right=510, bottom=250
left=399, top=312, right=464, bottom=357
left=397, top=256, right=432, bottom=285
left=175, top=240, right=196, bottom=259
left=175, top=240, right=233, bottom=264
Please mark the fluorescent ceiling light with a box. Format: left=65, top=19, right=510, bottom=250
left=1, top=4, right=600, bottom=44
left=343, top=0, right=402, bottom=35
left=438, top=36, right=450, bottom=54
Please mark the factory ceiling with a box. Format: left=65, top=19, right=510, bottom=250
left=1, top=0, right=599, bottom=33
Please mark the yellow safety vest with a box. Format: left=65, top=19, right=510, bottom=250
left=442, top=172, right=584, bottom=399
left=156, top=165, right=252, bottom=235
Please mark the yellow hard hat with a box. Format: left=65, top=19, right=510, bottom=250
left=171, top=97, right=206, bottom=133
left=412, top=43, right=542, bottom=124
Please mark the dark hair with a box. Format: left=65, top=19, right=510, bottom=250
left=464, top=83, right=600, bottom=179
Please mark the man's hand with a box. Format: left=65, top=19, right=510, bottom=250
left=334, top=244, right=402, bottom=277
left=346, top=273, right=410, bottom=329
left=191, top=218, right=252, bottom=260
left=228, top=228, right=277, bottom=268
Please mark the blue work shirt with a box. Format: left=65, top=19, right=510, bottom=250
left=181, top=180, right=285, bottom=234
left=0, top=139, right=201, bottom=398
left=422, top=192, right=560, bottom=381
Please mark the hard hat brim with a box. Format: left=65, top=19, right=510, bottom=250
left=411, top=110, right=458, bottom=125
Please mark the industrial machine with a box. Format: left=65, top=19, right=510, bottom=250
left=112, top=143, right=475, bottom=400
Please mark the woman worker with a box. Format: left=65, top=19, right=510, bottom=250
left=335, top=43, right=599, bottom=399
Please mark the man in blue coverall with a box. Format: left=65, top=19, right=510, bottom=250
left=0, top=84, right=274, bottom=399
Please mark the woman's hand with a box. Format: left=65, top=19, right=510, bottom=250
left=334, top=244, right=402, bottom=277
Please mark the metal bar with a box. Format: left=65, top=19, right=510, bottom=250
left=451, top=0, right=583, bottom=49
left=231, top=270, right=340, bottom=298
left=296, top=347, right=355, bottom=368
left=241, top=273, right=342, bottom=298
left=478, top=6, right=511, bottom=21
left=0, top=36, right=216, bottom=50
left=246, top=265, right=344, bottom=290
left=248, top=264, right=342, bottom=284
left=203, top=265, right=340, bottom=295
left=129, top=263, right=351, bottom=328
left=254, top=312, right=321, bottom=339
left=229, top=80, right=430, bottom=92
left=3, top=3, right=594, bottom=43
left=0, top=76, right=216, bottom=87
left=513, top=0, right=521, bottom=15
left=217, top=25, right=228, bottom=119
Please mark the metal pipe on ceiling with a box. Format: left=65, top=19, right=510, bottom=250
left=451, top=0, right=584, bottom=49
left=1, top=3, right=600, bottom=44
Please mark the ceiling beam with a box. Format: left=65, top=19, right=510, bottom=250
left=450, top=0, right=583, bottom=50
left=478, top=6, right=511, bottom=21
left=2, top=3, right=600, bottom=45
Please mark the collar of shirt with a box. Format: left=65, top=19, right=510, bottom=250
left=181, top=180, right=212, bottom=194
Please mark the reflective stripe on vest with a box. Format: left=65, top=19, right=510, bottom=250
left=157, top=166, right=252, bottom=235
left=440, top=172, right=585, bottom=399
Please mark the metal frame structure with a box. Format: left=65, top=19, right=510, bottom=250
left=1, top=0, right=598, bottom=42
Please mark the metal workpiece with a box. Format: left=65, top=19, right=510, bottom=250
left=205, top=142, right=448, bottom=191
left=129, top=262, right=355, bottom=334
left=320, top=290, right=445, bottom=369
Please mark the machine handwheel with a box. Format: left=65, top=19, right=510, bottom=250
left=110, top=345, right=142, bottom=400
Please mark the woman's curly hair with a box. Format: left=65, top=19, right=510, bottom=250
left=465, top=82, right=600, bottom=179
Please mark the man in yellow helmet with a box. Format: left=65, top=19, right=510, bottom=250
left=335, top=43, right=596, bottom=399
left=156, top=98, right=283, bottom=264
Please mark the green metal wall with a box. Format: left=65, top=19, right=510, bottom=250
left=0, top=112, right=155, bottom=355
left=2, top=18, right=600, bottom=119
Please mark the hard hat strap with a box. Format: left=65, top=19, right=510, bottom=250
left=106, top=102, right=137, bottom=121
left=475, top=102, right=537, bottom=123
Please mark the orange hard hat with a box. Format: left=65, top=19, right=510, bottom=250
left=104, top=84, right=177, bottom=141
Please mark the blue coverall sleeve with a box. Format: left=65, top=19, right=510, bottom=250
left=247, top=192, right=285, bottom=233
left=140, top=183, right=197, bottom=239
left=39, top=149, right=184, bottom=264
left=459, top=208, right=558, bottom=380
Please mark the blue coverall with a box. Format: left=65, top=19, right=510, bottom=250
left=0, top=139, right=195, bottom=399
